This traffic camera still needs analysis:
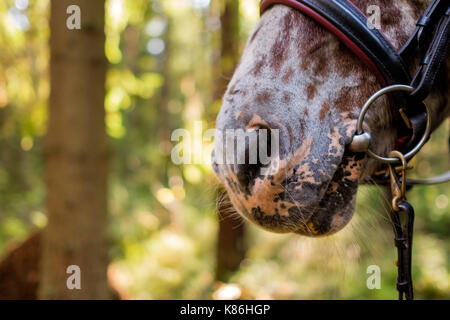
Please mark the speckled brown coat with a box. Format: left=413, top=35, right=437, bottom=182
left=213, top=0, right=449, bottom=236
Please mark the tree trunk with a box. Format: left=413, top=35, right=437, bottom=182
left=215, top=0, right=246, bottom=282
left=216, top=189, right=246, bottom=281
left=40, top=0, right=109, bottom=299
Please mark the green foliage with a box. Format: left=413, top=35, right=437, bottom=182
left=0, top=0, right=48, bottom=253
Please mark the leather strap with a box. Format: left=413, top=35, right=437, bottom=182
left=409, top=5, right=450, bottom=102
left=260, top=0, right=449, bottom=153
left=260, top=0, right=412, bottom=86
left=399, top=0, right=448, bottom=59
left=260, top=0, right=414, bottom=149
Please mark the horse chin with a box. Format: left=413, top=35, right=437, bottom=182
left=230, top=183, right=357, bottom=237
left=293, top=180, right=357, bottom=237
left=218, top=151, right=364, bottom=237
left=294, top=152, right=363, bottom=237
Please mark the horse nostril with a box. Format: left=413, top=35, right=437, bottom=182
left=235, top=128, right=272, bottom=188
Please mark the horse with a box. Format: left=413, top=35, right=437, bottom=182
left=212, top=0, right=449, bottom=237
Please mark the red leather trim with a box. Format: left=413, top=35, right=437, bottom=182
left=260, top=0, right=387, bottom=86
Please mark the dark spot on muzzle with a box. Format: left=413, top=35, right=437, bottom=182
left=235, top=128, right=272, bottom=192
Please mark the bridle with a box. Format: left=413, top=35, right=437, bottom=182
left=260, top=0, right=450, bottom=300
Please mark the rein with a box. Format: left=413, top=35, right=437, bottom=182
left=260, top=0, right=450, bottom=300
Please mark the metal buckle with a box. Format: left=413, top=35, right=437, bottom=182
left=386, top=151, right=415, bottom=300
left=348, top=84, right=432, bottom=164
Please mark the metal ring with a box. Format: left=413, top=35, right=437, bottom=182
left=356, top=84, right=432, bottom=164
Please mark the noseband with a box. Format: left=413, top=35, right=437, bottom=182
left=260, top=0, right=450, bottom=300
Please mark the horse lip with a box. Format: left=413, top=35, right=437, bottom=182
left=213, top=129, right=363, bottom=236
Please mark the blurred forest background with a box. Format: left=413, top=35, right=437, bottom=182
left=0, top=0, right=448, bottom=299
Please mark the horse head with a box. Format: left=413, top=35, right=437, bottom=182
left=212, top=1, right=449, bottom=237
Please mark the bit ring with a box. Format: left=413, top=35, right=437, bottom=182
left=355, top=84, right=432, bottom=164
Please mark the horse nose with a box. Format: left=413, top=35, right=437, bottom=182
left=234, top=128, right=273, bottom=188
